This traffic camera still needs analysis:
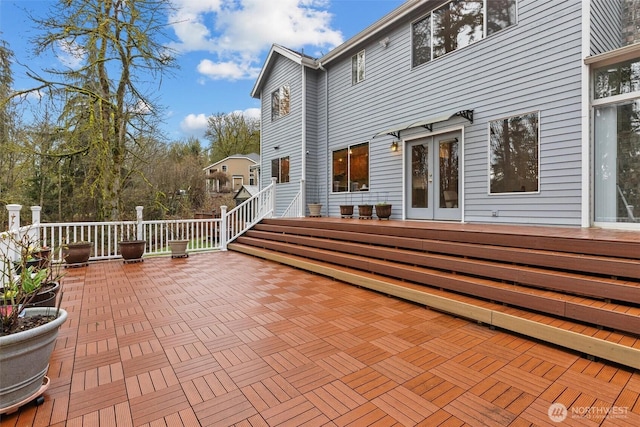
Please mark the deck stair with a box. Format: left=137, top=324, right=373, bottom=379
left=228, top=218, right=640, bottom=370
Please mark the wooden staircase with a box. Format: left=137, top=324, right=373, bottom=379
left=228, top=218, right=640, bottom=370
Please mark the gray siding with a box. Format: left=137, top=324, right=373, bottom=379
left=260, top=55, right=304, bottom=215
left=320, top=0, right=585, bottom=225
left=591, top=0, right=623, bottom=55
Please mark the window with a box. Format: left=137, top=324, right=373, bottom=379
left=489, top=112, right=539, bottom=194
left=271, top=157, right=289, bottom=183
left=221, top=165, right=227, bottom=172
left=332, top=143, right=369, bottom=192
left=352, top=50, right=365, bottom=84
left=271, top=84, right=290, bottom=120
left=433, top=0, right=483, bottom=59
left=412, top=0, right=516, bottom=67
left=594, top=59, right=640, bottom=100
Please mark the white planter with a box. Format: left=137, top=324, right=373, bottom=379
left=0, top=308, right=68, bottom=411
left=168, top=240, right=189, bottom=258
left=308, top=203, right=322, bottom=217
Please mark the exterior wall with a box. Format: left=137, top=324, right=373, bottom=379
left=305, top=68, right=327, bottom=207
left=591, top=0, right=623, bottom=55
left=259, top=55, right=304, bottom=215
left=317, top=0, right=585, bottom=225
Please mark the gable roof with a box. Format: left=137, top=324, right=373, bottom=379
left=250, top=44, right=317, bottom=98
left=251, top=0, right=439, bottom=99
left=203, top=153, right=260, bottom=171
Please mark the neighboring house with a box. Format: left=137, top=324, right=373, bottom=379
left=251, top=0, right=640, bottom=230
left=204, top=153, right=260, bottom=193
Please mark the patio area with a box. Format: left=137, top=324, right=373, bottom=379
left=2, top=251, right=639, bottom=426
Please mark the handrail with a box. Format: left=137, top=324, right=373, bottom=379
left=3, top=183, right=277, bottom=262
left=223, top=180, right=276, bottom=248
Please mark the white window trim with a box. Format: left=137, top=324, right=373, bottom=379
left=352, top=50, right=366, bottom=84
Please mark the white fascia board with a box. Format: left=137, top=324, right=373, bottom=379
left=251, top=45, right=317, bottom=99
left=318, top=0, right=431, bottom=65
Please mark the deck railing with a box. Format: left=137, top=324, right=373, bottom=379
left=3, top=180, right=278, bottom=263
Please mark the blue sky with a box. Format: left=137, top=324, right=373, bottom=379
left=1, top=0, right=404, bottom=143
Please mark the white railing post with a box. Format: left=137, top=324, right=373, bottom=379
left=299, top=179, right=306, bottom=218
left=7, top=204, right=21, bottom=233
left=6, top=204, right=22, bottom=262
left=30, top=206, right=42, bottom=244
left=136, top=206, right=144, bottom=240
left=220, top=205, right=228, bottom=251
left=270, top=177, right=277, bottom=218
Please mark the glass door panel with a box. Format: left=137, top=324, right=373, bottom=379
left=406, top=131, right=461, bottom=221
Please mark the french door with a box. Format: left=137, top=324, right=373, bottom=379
left=406, top=131, right=461, bottom=220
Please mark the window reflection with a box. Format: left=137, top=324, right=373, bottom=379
left=332, top=143, right=369, bottom=192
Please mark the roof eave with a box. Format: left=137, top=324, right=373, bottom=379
left=318, top=0, right=430, bottom=66
left=251, top=45, right=318, bottom=99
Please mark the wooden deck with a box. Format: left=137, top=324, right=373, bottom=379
left=1, top=248, right=639, bottom=426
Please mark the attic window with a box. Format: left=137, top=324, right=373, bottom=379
left=271, top=84, right=290, bottom=120
left=352, top=50, right=365, bottom=85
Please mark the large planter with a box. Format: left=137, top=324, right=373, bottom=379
left=375, top=204, right=392, bottom=220
left=119, top=240, right=146, bottom=263
left=0, top=307, right=68, bottom=411
left=63, top=242, right=92, bottom=266
left=358, top=204, right=373, bottom=219
left=339, top=205, right=354, bottom=218
left=308, top=203, right=322, bottom=217
left=168, top=240, right=189, bottom=258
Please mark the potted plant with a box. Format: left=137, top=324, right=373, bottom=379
left=118, top=239, right=146, bottom=263
left=62, top=241, right=92, bottom=267
left=339, top=194, right=354, bottom=218
left=168, top=222, right=189, bottom=258
left=375, top=203, right=392, bottom=220
left=358, top=194, right=373, bottom=219
left=0, top=234, right=67, bottom=412
left=307, top=203, right=322, bottom=217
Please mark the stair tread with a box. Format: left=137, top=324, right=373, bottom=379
left=229, top=242, right=640, bottom=350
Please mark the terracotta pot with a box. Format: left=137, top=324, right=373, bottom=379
left=119, top=240, right=146, bottom=261
left=63, top=242, right=92, bottom=265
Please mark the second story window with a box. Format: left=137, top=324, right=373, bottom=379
left=412, top=0, right=517, bottom=68
left=271, top=84, right=290, bottom=121
left=352, top=50, right=365, bottom=85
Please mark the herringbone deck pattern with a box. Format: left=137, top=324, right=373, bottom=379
left=1, top=251, right=639, bottom=426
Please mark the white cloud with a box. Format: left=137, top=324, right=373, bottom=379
left=180, top=113, right=209, bottom=136
left=237, top=107, right=260, bottom=120
left=169, top=0, right=343, bottom=81
left=179, top=108, right=261, bottom=138
left=196, top=59, right=260, bottom=80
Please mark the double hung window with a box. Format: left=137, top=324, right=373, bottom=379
left=271, top=85, right=290, bottom=120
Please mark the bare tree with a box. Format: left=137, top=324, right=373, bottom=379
left=9, top=0, right=178, bottom=220
left=205, top=112, right=260, bottom=162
